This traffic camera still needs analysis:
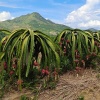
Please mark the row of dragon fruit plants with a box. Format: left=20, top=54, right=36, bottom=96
left=0, top=28, right=100, bottom=90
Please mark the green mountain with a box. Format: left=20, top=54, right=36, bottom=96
left=85, top=28, right=98, bottom=32
left=0, top=12, right=71, bottom=35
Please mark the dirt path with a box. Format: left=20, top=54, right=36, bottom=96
left=2, top=69, right=100, bottom=100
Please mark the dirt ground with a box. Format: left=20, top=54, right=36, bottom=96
left=2, top=68, right=100, bottom=100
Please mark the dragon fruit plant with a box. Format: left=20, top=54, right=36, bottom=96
left=0, top=29, right=60, bottom=90
left=55, top=29, right=100, bottom=70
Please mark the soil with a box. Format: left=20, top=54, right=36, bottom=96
left=2, top=68, right=100, bottom=100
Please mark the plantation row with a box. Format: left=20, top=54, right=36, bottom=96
left=0, top=28, right=100, bottom=92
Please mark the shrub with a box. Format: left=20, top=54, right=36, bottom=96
left=0, top=29, right=60, bottom=90
left=55, top=29, right=100, bottom=71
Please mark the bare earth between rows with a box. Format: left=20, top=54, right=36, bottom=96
left=2, top=69, right=100, bottom=100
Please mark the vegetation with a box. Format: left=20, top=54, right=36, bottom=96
left=0, top=12, right=71, bottom=35
left=55, top=29, right=100, bottom=72
left=0, top=29, right=60, bottom=91
left=0, top=26, right=100, bottom=99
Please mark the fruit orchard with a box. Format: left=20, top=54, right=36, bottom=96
left=0, top=28, right=100, bottom=99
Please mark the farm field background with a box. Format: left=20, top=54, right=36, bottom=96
left=0, top=12, right=100, bottom=100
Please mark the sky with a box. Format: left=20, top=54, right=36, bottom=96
left=0, top=0, right=100, bottom=29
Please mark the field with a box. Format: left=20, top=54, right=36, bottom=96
left=2, top=69, right=100, bottom=100
left=0, top=28, right=100, bottom=100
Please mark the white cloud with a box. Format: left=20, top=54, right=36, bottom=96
left=65, top=0, right=100, bottom=29
left=79, top=20, right=100, bottom=27
left=0, top=11, right=14, bottom=21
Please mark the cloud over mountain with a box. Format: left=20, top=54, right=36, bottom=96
left=65, top=0, right=100, bottom=29
left=0, top=11, right=14, bottom=21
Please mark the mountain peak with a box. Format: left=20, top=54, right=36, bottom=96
left=0, top=12, right=70, bottom=34
left=31, top=12, right=41, bottom=16
left=27, top=12, right=43, bottom=18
